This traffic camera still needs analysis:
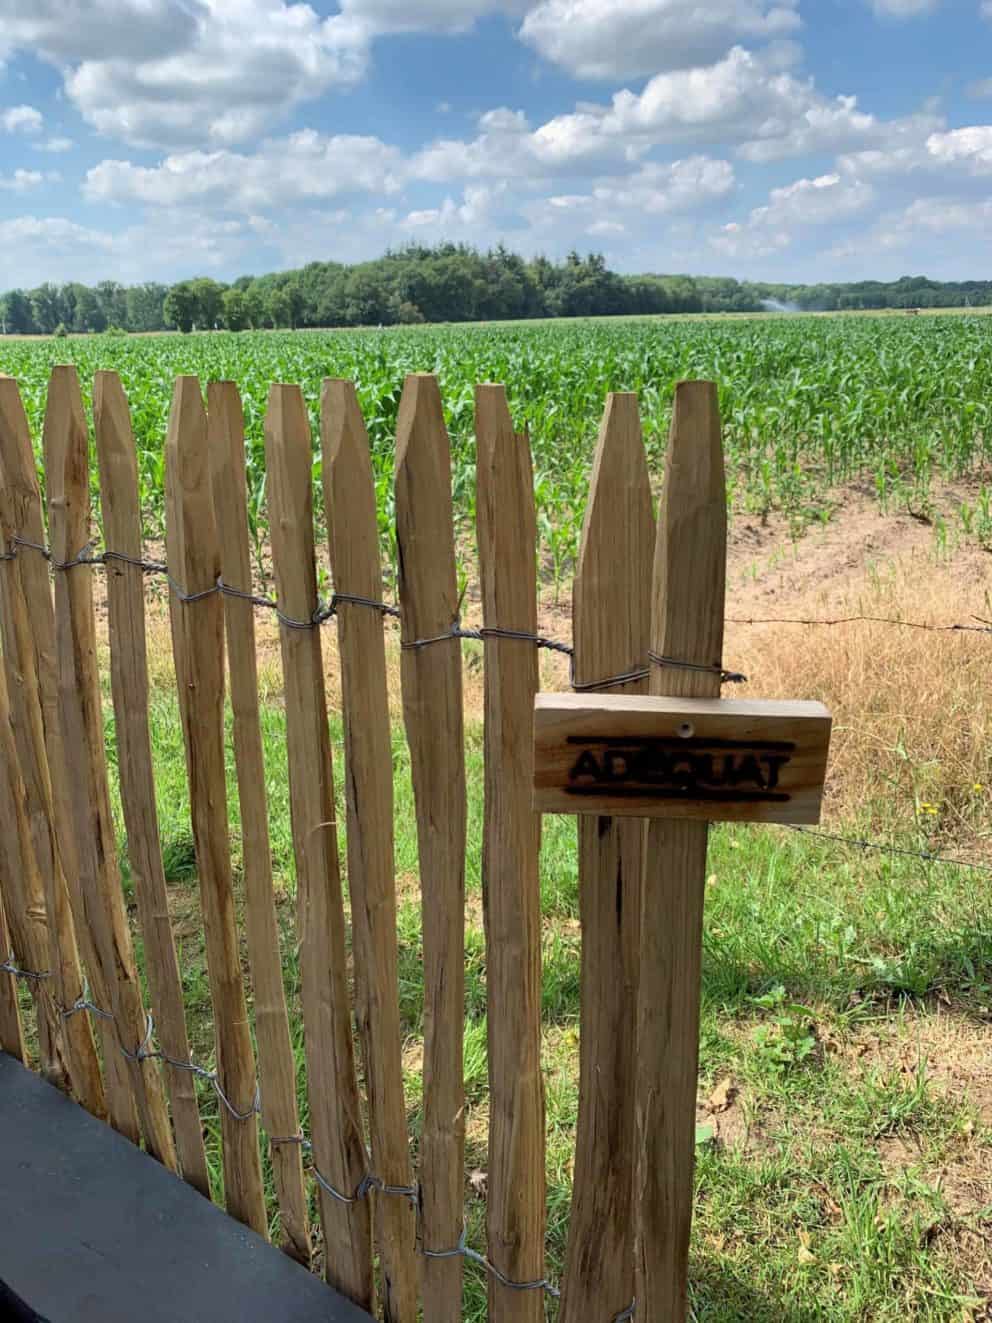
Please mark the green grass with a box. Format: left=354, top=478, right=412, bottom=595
left=3, top=312, right=992, bottom=589
left=97, top=671, right=992, bottom=1322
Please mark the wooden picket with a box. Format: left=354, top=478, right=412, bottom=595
left=561, top=392, right=654, bottom=1322
left=322, top=378, right=418, bottom=1321
left=45, top=364, right=176, bottom=1168
left=165, top=376, right=267, bottom=1230
left=475, top=384, right=545, bottom=1322
left=636, top=381, right=727, bottom=1319
left=395, top=373, right=468, bottom=1323
left=0, top=364, right=754, bottom=1323
left=0, top=377, right=109, bottom=1119
left=208, top=380, right=311, bottom=1262
left=94, top=369, right=210, bottom=1195
left=264, top=383, right=373, bottom=1309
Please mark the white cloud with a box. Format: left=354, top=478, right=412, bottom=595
left=337, top=0, right=524, bottom=33
left=925, top=125, right=992, bottom=172
left=897, top=196, right=992, bottom=230
left=568, top=156, right=735, bottom=215
left=401, top=183, right=497, bottom=230
left=869, top=0, right=940, bottom=15
left=0, top=1, right=202, bottom=63
left=518, top=156, right=734, bottom=245
left=1, top=0, right=371, bottom=149
left=0, top=168, right=44, bottom=192
left=517, top=0, right=800, bottom=80
left=35, top=136, right=74, bottom=153
left=524, top=47, right=911, bottom=165
left=85, top=130, right=404, bottom=210
left=982, top=0, right=992, bottom=17
left=710, top=171, right=873, bottom=258
left=869, top=195, right=992, bottom=253
left=1, top=104, right=43, bottom=134
left=0, top=0, right=532, bottom=151
left=0, top=215, right=116, bottom=285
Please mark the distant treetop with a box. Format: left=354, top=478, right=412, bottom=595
left=2, top=244, right=989, bottom=336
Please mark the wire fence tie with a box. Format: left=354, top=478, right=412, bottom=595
left=331, top=590, right=402, bottom=619
left=61, top=995, right=113, bottom=1021
left=120, top=1011, right=157, bottom=1064
left=0, top=952, right=51, bottom=982
left=51, top=540, right=102, bottom=571
left=648, top=651, right=747, bottom=685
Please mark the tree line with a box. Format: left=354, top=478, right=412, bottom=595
left=2, top=245, right=990, bottom=335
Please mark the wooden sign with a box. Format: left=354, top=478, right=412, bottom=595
left=534, top=693, right=831, bottom=824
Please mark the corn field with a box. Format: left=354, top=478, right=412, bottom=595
left=3, top=312, right=991, bottom=587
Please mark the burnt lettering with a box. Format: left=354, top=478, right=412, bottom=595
left=565, top=735, right=796, bottom=803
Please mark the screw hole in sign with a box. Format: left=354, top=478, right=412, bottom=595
left=678, top=721, right=695, bottom=739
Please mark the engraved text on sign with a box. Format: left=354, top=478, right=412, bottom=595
left=534, top=694, right=831, bottom=825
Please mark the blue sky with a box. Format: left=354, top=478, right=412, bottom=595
left=1, top=0, right=990, bottom=287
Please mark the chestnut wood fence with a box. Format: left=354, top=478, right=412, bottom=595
left=0, top=366, right=726, bottom=1322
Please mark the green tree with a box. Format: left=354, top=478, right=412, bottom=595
left=30, top=283, right=64, bottom=334
left=241, top=283, right=268, bottom=329
left=70, top=285, right=105, bottom=333
left=163, top=282, right=199, bottom=333
left=222, top=287, right=249, bottom=331
left=268, top=286, right=292, bottom=328
left=126, top=283, right=168, bottom=332
left=190, top=277, right=224, bottom=329
left=2, top=289, right=35, bottom=334
left=96, top=280, right=128, bottom=328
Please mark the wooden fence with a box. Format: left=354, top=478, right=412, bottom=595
left=0, top=366, right=731, bottom=1322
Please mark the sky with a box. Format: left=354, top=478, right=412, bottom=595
left=0, top=0, right=991, bottom=288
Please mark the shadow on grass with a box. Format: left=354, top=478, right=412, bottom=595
left=690, top=1263, right=825, bottom=1322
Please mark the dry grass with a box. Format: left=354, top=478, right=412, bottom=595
left=727, top=549, right=991, bottom=846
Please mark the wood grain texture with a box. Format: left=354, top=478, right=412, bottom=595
left=263, top=384, right=372, bottom=1310
left=164, top=376, right=267, bottom=1230
left=474, top=383, right=544, bottom=1323
left=44, top=365, right=177, bottom=1170
left=321, top=379, right=417, bottom=1323
left=0, top=563, right=67, bottom=1084
left=394, top=373, right=466, bottom=1323
left=208, top=380, right=311, bottom=1266
left=0, top=878, right=26, bottom=1061
left=93, top=370, right=209, bottom=1194
left=636, top=380, right=726, bottom=1321
left=534, top=694, right=831, bottom=822
left=0, top=375, right=107, bottom=1116
left=560, top=392, right=653, bottom=1323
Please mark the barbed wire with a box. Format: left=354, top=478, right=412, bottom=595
left=8, top=536, right=989, bottom=644
left=727, top=612, right=992, bottom=635
left=784, top=824, right=992, bottom=873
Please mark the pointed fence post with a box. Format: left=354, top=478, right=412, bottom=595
left=322, top=378, right=418, bottom=1322
left=0, top=375, right=109, bottom=1119
left=636, top=380, right=726, bottom=1319
left=207, top=379, right=311, bottom=1265
left=475, top=384, right=545, bottom=1323
left=264, top=383, right=373, bottom=1310
left=94, top=370, right=209, bottom=1195
left=560, top=393, right=654, bottom=1323
left=45, top=365, right=177, bottom=1169
left=165, top=376, right=267, bottom=1230
left=395, top=374, right=467, bottom=1323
